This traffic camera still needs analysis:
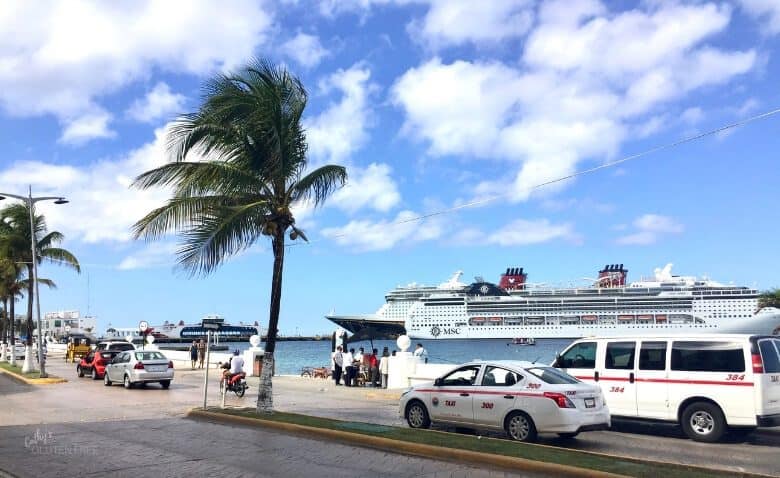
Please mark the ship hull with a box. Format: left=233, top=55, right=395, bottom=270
left=326, top=315, right=406, bottom=338
left=409, top=309, right=780, bottom=339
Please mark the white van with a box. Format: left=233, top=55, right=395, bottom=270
left=553, top=334, right=780, bottom=442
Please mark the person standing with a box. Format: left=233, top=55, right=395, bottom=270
left=331, top=345, right=344, bottom=385
left=369, top=348, right=380, bottom=387
left=413, top=343, right=428, bottom=363
left=197, top=339, right=206, bottom=369
left=189, top=341, right=198, bottom=369
left=342, top=347, right=354, bottom=387
left=379, top=348, right=390, bottom=389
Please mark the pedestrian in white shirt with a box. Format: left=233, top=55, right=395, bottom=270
left=379, top=347, right=390, bottom=388
left=331, top=345, right=344, bottom=385
left=342, top=348, right=354, bottom=387
left=413, top=343, right=428, bottom=363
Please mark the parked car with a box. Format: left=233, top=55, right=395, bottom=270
left=94, top=341, right=135, bottom=352
left=76, top=349, right=122, bottom=380
left=7, top=340, right=25, bottom=360
left=400, top=360, right=610, bottom=442
left=552, top=334, right=780, bottom=442
left=103, top=350, right=174, bottom=389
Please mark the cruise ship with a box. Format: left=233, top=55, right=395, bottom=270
left=326, top=264, right=780, bottom=340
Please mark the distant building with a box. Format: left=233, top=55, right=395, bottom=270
left=39, top=310, right=97, bottom=337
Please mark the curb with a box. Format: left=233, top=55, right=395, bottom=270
left=0, top=366, right=67, bottom=385
left=187, top=409, right=624, bottom=478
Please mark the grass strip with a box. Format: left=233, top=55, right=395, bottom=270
left=0, top=361, right=42, bottom=379
left=210, top=407, right=763, bottom=478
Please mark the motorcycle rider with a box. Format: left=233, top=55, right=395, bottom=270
left=223, top=349, right=245, bottom=387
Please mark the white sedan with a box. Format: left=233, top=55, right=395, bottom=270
left=103, top=350, right=174, bottom=389
left=399, top=360, right=610, bottom=441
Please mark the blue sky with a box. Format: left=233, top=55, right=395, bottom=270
left=0, top=0, right=779, bottom=335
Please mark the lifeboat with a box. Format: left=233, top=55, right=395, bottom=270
left=489, top=316, right=503, bottom=322
left=637, top=314, right=653, bottom=322
left=618, top=315, right=635, bottom=321
left=581, top=315, right=597, bottom=321
left=655, top=315, right=667, bottom=323
left=469, top=317, right=486, bottom=325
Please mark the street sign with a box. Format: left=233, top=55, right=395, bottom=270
left=139, top=321, right=149, bottom=332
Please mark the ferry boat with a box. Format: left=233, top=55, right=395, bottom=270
left=326, top=264, right=780, bottom=340
left=102, top=315, right=261, bottom=343
left=510, top=337, right=536, bottom=346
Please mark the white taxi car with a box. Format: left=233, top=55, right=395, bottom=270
left=400, top=360, right=610, bottom=441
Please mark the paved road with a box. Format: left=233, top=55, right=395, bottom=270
left=0, top=416, right=533, bottom=478
left=2, top=359, right=780, bottom=476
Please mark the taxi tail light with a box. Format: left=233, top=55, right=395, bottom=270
left=134, top=362, right=145, bottom=370
left=543, top=392, right=576, bottom=408
left=751, top=353, right=764, bottom=373
left=168, top=361, right=174, bottom=369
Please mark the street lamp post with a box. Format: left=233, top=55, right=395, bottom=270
left=0, top=186, right=68, bottom=378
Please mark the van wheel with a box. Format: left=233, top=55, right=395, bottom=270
left=506, top=411, right=537, bottom=442
left=681, top=402, right=726, bottom=442
left=405, top=400, right=431, bottom=429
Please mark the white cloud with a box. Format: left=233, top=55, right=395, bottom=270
left=329, top=163, right=401, bottom=213
left=0, top=0, right=272, bottom=144
left=408, top=0, right=534, bottom=49
left=392, top=1, right=756, bottom=202
left=681, top=107, right=704, bottom=125
left=738, top=0, right=780, bottom=34
left=487, top=219, right=580, bottom=246
left=321, top=210, right=443, bottom=251
left=616, top=214, right=684, bottom=245
left=306, top=64, right=375, bottom=163
left=127, top=82, right=186, bottom=123
left=0, top=125, right=174, bottom=244
left=118, top=242, right=177, bottom=270
left=281, top=33, right=329, bottom=68
left=58, top=110, right=116, bottom=145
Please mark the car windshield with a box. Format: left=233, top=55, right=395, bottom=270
left=525, top=367, right=580, bottom=384
left=135, top=352, right=165, bottom=361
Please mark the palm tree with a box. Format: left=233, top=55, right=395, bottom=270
left=0, top=203, right=80, bottom=354
left=132, top=59, right=347, bottom=413
left=0, top=255, right=24, bottom=365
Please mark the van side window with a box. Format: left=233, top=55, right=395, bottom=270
left=605, top=342, right=635, bottom=370
left=639, top=341, right=667, bottom=371
left=558, top=342, right=596, bottom=368
left=671, top=341, right=745, bottom=372
left=758, top=339, right=780, bottom=373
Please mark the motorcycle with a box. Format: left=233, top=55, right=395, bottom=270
left=220, top=371, right=248, bottom=397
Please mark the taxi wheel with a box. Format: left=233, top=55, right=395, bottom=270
left=77, top=366, right=84, bottom=378
left=123, top=374, right=134, bottom=389
left=506, top=411, right=537, bottom=442
left=681, top=401, right=725, bottom=443
left=405, top=400, right=431, bottom=429
left=160, top=380, right=171, bottom=389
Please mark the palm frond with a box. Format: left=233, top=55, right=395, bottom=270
left=290, top=165, right=348, bottom=207
left=39, top=248, right=80, bottom=273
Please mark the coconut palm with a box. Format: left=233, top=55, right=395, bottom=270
left=0, top=255, right=24, bottom=364
left=0, top=203, right=80, bottom=351
left=132, top=59, right=347, bottom=413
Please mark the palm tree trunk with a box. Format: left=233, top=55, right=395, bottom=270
left=25, top=265, right=33, bottom=346
left=256, top=225, right=285, bottom=413
left=9, top=296, right=15, bottom=365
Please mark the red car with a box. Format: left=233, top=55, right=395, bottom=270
left=77, top=349, right=121, bottom=380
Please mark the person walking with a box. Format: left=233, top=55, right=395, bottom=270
left=331, top=345, right=344, bottom=385
left=189, top=341, right=198, bottom=369
left=197, top=339, right=206, bottom=369
left=379, top=348, right=390, bottom=389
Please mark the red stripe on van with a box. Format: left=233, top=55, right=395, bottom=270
left=573, top=376, right=754, bottom=387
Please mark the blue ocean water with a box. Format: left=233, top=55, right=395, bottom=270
left=224, top=338, right=576, bottom=375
